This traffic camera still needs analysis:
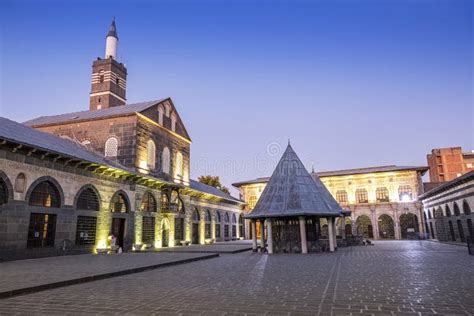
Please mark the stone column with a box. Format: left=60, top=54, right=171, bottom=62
left=260, top=220, right=265, bottom=252
left=395, top=221, right=401, bottom=240
left=251, top=220, right=257, bottom=252
left=267, top=219, right=273, bottom=254
left=328, top=217, right=335, bottom=252
left=299, top=216, right=308, bottom=254
left=371, top=206, right=379, bottom=240
left=332, top=218, right=337, bottom=250
left=341, top=216, right=346, bottom=240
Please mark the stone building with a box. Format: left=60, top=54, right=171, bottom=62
left=427, top=147, right=474, bottom=182
left=0, top=19, right=244, bottom=261
left=246, top=144, right=344, bottom=254
left=234, top=165, right=429, bottom=240
left=420, top=171, right=473, bottom=242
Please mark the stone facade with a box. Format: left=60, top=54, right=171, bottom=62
left=0, top=146, right=243, bottom=261
left=233, top=166, right=428, bottom=240
left=420, top=171, right=474, bottom=242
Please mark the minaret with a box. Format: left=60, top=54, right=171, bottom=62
left=89, top=18, right=127, bottom=110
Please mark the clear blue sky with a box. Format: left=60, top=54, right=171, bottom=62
left=1, top=0, right=472, bottom=194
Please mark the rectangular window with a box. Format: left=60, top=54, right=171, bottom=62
left=232, top=225, right=236, bottom=238
left=216, top=224, right=221, bottom=238
left=142, top=216, right=155, bottom=244
left=27, top=213, right=57, bottom=248
left=376, top=188, right=389, bottom=203
left=355, top=189, right=368, bottom=204
left=205, top=223, right=211, bottom=238
left=248, top=196, right=257, bottom=209
left=224, top=225, right=229, bottom=238
left=75, top=216, right=97, bottom=246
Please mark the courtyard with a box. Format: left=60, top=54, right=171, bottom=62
left=0, top=241, right=473, bottom=315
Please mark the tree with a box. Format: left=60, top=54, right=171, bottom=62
left=198, top=175, right=230, bottom=195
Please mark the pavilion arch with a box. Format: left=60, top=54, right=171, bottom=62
left=356, top=215, right=373, bottom=239
left=0, top=170, right=14, bottom=205
left=400, top=213, right=419, bottom=239
left=109, top=190, right=130, bottom=213
left=74, top=184, right=102, bottom=211
left=26, top=176, right=64, bottom=208
left=378, top=214, right=395, bottom=239
left=453, top=202, right=461, bottom=216
left=463, top=200, right=472, bottom=215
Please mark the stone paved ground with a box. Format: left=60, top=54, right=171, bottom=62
left=0, top=241, right=473, bottom=315
left=0, top=252, right=215, bottom=294
left=154, top=240, right=253, bottom=253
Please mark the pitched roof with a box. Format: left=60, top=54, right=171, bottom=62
left=419, top=171, right=474, bottom=200
left=233, top=165, right=429, bottom=188
left=189, top=180, right=242, bottom=203
left=0, top=117, right=128, bottom=170
left=23, top=100, right=165, bottom=127
left=245, top=144, right=343, bottom=219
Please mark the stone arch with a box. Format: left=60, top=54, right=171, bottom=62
left=463, top=200, right=472, bottom=215
left=445, top=205, right=452, bottom=217
left=378, top=214, right=395, bottom=239
left=26, top=176, right=64, bottom=208
left=109, top=190, right=130, bottom=213
left=400, top=213, right=419, bottom=239
left=74, top=184, right=102, bottom=211
left=453, top=202, right=461, bottom=216
left=356, top=215, right=373, bottom=238
left=0, top=170, right=14, bottom=203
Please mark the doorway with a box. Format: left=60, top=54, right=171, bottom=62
left=192, top=223, right=199, bottom=244
left=111, top=218, right=125, bottom=248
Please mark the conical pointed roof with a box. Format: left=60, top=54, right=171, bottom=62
left=107, top=17, right=118, bottom=39
left=245, top=144, right=342, bottom=219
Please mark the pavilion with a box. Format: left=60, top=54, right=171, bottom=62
left=245, top=143, right=344, bottom=254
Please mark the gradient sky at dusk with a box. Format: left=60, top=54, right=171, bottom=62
left=1, top=0, right=472, bottom=194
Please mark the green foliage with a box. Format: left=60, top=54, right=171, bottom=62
left=198, top=175, right=231, bottom=195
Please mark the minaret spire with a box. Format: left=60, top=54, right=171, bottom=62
left=105, top=17, right=118, bottom=59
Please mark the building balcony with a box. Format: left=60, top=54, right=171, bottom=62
left=161, top=202, right=179, bottom=214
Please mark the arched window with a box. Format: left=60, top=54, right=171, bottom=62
left=162, top=147, right=170, bottom=174
left=76, top=187, right=100, bottom=211
left=463, top=200, right=471, bottom=215
left=335, top=190, right=348, bottom=204
left=398, top=185, right=413, bottom=202
left=146, top=140, right=156, bottom=169
left=193, top=208, right=200, bottom=221
left=15, top=173, right=26, bottom=193
left=453, top=202, right=461, bottom=216
left=158, top=106, right=164, bottom=125
left=105, top=137, right=118, bottom=157
left=205, top=210, right=211, bottom=222
left=0, top=177, right=8, bottom=205
left=140, top=192, right=156, bottom=212
left=165, top=104, right=171, bottom=117
left=178, top=198, right=184, bottom=213
left=216, top=211, right=221, bottom=222
left=205, top=210, right=211, bottom=238
left=176, top=152, right=183, bottom=178
left=171, top=113, right=177, bottom=132
left=215, top=211, right=221, bottom=238
left=231, top=214, right=237, bottom=237
left=355, top=189, right=368, bottom=204
left=160, top=192, right=169, bottom=211
left=110, top=192, right=129, bottom=213
left=375, top=187, right=389, bottom=202
left=445, top=205, right=451, bottom=217
left=238, top=214, right=244, bottom=238
left=232, top=214, right=237, bottom=223
left=225, top=213, right=230, bottom=223
left=248, top=195, right=257, bottom=209
left=29, top=180, right=61, bottom=208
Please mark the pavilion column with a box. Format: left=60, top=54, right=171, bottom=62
left=251, top=220, right=257, bottom=252
left=328, top=217, right=335, bottom=252
left=266, top=219, right=273, bottom=254
left=259, top=220, right=265, bottom=252
left=299, top=216, right=308, bottom=254
left=332, top=218, right=337, bottom=250
left=341, top=216, right=346, bottom=240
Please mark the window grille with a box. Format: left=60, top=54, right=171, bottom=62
left=248, top=195, right=257, bottom=209
left=77, top=188, right=100, bottom=211
left=105, top=137, right=118, bottom=157
left=224, top=225, right=229, bottom=238
left=111, top=193, right=128, bottom=213
left=205, top=223, right=211, bottom=238
left=29, top=181, right=61, bottom=208
left=27, top=213, right=56, bottom=248
left=216, top=223, right=221, bottom=238
left=75, top=216, right=97, bottom=245
left=140, top=192, right=156, bottom=212
left=375, top=187, right=389, bottom=202
left=355, top=188, right=368, bottom=204
left=398, top=185, right=413, bottom=201
left=335, top=190, right=348, bottom=204
left=142, top=216, right=155, bottom=244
